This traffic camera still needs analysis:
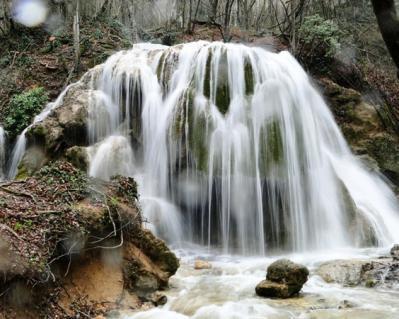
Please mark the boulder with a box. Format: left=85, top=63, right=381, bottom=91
left=316, top=259, right=365, bottom=286
left=255, top=259, right=309, bottom=298
left=316, top=253, right=399, bottom=288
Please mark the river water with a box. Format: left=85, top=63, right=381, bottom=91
left=123, top=246, right=399, bottom=319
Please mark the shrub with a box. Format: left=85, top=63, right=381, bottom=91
left=297, top=14, right=342, bottom=60
left=4, top=87, right=49, bottom=140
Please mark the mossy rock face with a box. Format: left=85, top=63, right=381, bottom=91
left=171, top=87, right=210, bottom=172
left=189, top=112, right=209, bottom=172
left=366, top=135, right=399, bottom=185
left=16, top=146, right=48, bottom=179
left=319, top=78, right=361, bottom=124
left=266, top=259, right=309, bottom=288
left=244, top=59, right=254, bottom=95
left=320, top=78, right=399, bottom=190
left=259, top=121, right=284, bottom=176
left=65, top=146, right=89, bottom=171
left=203, top=49, right=231, bottom=115
left=130, top=229, right=179, bottom=276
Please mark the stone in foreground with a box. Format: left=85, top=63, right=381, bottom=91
left=256, top=259, right=309, bottom=298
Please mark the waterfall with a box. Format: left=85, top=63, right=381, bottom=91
left=0, top=126, right=6, bottom=181
left=7, top=41, right=399, bottom=254
left=81, top=41, right=399, bottom=254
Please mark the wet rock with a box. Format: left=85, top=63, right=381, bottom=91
left=319, top=78, right=399, bottom=190
left=266, top=259, right=309, bottom=287
left=316, top=255, right=399, bottom=288
left=65, top=146, right=89, bottom=171
left=256, top=259, right=309, bottom=298
left=316, top=259, right=365, bottom=286
left=26, top=82, right=91, bottom=164
left=148, top=291, right=167, bottom=306
left=255, top=280, right=293, bottom=298
left=390, top=244, right=399, bottom=260
left=194, top=260, right=212, bottom=270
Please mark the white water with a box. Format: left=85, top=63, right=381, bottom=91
left=0, top=126, right=6, bottom=181
left=122, top=247, right=399, bottom=319
left=5, top=41, right=399, bottom=254
left=83, top=41, right=399, bottom=254
left=3, top=40, right=399, bottom=319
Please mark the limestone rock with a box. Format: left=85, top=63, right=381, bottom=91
left=256, top=259, right=309, bottom=298
left=316, top=259, right=365, bottom=286
left=316, top=255, right=399, bottom=288
left=194, top=260, right=212, bottom=270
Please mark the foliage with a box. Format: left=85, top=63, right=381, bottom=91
left=4, top=87, right=48, bottom=140
left=297, top=14, right=342, bottom=60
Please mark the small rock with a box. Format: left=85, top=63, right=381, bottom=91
left=94, top=316, right=106, bottom=319
left=255, top=259, right=309, bottom=298
left=148, top=291, right=167, bottom=306
left=194, top=260, right=212, bottom=270
left=49, top=36, right=56, bottom=42
left=390, top=244, right=399, bottom=260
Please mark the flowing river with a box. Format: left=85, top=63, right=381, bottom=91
left=122, top=246, right=399, bottom=319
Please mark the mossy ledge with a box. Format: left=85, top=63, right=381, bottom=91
left=0, top=161, right=179, bottom=318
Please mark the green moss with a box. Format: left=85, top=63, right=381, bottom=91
left=244, top=60, right=254, bottom=95
left=189, top=112, right=209, bottom=172
left=215, top=83, right=230, bottom=115
left=259, top=121, right=284, bottom=175
left=365, top=279, right=376, bottom=288
left=214, top=51, right=230, bottom=115
left=30, top=124, right=47, bottom=138
left=16, top=163, right=29, bottom=180
left=203, top=49, right=212, bottom=99
left=131, top=229, right=179, bottom=275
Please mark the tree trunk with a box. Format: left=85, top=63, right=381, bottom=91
left=0, top=0, right=12, bottom=36
left=73, top=0, right=80, bottom=68
left=371, top=0, right=399, bottom=75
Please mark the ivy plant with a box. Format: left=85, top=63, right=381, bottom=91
left=4, top=87, right=49, bottom=140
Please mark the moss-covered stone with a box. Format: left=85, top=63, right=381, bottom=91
left=259, top=121, right=284, bottom=176
left=244, top=59, right=254, bottom=95
left=65, top=146, right=89, bottom=171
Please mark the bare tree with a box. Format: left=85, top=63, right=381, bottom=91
left=73, top=0, right=80, bottom=68
left=371, top=0, right=399, bottom=75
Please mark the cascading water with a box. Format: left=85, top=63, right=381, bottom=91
left=6, top=41, right=399, bottom=255
left=82, top=41, right=399, bottom=255
left=0, top=126, right=6, bottom=181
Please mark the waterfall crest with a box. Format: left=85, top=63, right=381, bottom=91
left=6, top=41, right=399, bottom=254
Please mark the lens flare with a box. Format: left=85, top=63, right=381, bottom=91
left=13, top=0, right=49, bottom=27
